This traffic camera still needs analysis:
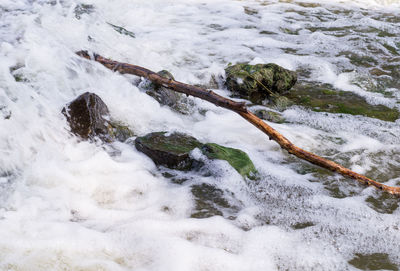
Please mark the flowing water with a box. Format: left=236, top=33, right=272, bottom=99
left=1, top=0, right=400, bottom=270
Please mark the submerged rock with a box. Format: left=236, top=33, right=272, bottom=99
left=225, top=63, right=297, bottom=104
left=253, top=109, right=285, bottom=123
left=348, top=253, right=398, bottom=271
left=62, top=92, right=134, bottom=141
left=145, top=70, right=189, bottom=114
left=190, top=183, right=240, bottom=219
left=287, top=84, right=399, bottom=122
left=135, top=132, right=257, bottom=177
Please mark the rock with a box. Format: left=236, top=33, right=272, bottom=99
left=270, top=95, right=293, bottom=111
left=254, top=109, right=285, bottom=123
left=109, top=121, right=135, bottom=142
left=135, top=132, right=257, bottom=178
left=135, top=132, right=202, bottom=170
left=62, top=92, right=134, bottom=141
left=287, top=83, right=399, bottom=122
left=190, top=183, right=239, bottom=219
left=62, top=92, right=111, bottom=141
left=225, top=63, right=297, bottom=103
left=145, top=70, right=189, bottom=114
left=201, top=143, right=257, bottom=178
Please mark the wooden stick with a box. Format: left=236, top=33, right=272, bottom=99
left=76, top=50, right=400, bottom=196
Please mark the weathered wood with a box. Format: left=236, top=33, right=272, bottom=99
left=76, top=51, right=247, bottom=113
left=76, top=50, right=400, bottom=196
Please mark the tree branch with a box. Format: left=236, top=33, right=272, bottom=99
left=76, top=50, right=400, bottom=196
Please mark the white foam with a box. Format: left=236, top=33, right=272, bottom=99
left=0, top=0, right=399, bottom=270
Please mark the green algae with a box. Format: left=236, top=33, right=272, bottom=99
left=137, top=132, right=202, bottom=155
left=348, top=253, right=398, bottom=271
left=135, top=132, right=257, bottom=178
left=287, top=84, right=399, bottom=122
left=201, top=143, right=257, bottom=178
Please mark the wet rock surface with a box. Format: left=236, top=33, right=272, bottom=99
left=135, top=132, right=202, bottom=170
left=145, top=70, right=190, bottom=114
left=63, top=92, right=133, bottom=141
left=253, top=109, right=285, bottom=123
left=225, top=63, right=297, bottom=104
left=62, top=92, right=111, bottom=141
left=287, top=83, right=399, bottom=122
left=348, top=253, right=398, bottom=271
left=190, top=183, right=241, bottom=219
left=135, top=132, right=257, bottom=177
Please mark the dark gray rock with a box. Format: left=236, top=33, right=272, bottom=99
left=62, top=92, right=134, bottom=142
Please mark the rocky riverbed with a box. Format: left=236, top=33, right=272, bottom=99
left=1, top=0, right=400, bottom=270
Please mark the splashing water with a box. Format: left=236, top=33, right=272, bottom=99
left=0, top=0, right=400, bottom=270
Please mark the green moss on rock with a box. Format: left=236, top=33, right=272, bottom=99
left=135, top=132, right=202, bottom=170
left=201, top=143, right=257, bottom=178
left=225, top=63, right=297, bottom=104
left=135, top=132, right=257, bottom=177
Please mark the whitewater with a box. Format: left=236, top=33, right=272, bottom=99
left=0, top=0, right=400, bottom=270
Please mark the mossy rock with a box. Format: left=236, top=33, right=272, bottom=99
left=134, top=132, right=257, bottom=177
left=287, top=84, right=399, bottom=122
left=225, top=63, right=297, bottom=104
left=62, top=92, right=134, bottom=142
left=135, top=132, right=202, bottom=170
left=145, top=70, right=189, bottom=114
left=201, top=143, right=257, bottom=178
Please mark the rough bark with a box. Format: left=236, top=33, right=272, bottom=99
left=76, top=50, right=400, bottom=196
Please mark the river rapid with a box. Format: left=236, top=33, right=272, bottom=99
left=1, top=0, right=400, bottom=270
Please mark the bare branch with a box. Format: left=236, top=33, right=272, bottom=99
left=76, top=50, right=400, bottom=196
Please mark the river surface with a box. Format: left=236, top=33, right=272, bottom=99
left=1, top=0, right=400, bottom=270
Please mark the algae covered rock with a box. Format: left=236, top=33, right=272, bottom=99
left=201, top=143, right=257, bottom=178
left=287, top=84, right=399, bottom=122
left=135, top=132, right=257, bottom=178
left=145, top=70, right=189, bottom=114
left=135, top=132, right=202, bottom=170
left=225, top=63, right=297, bottom=103
left=62, top=92, right=134, bottom=141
